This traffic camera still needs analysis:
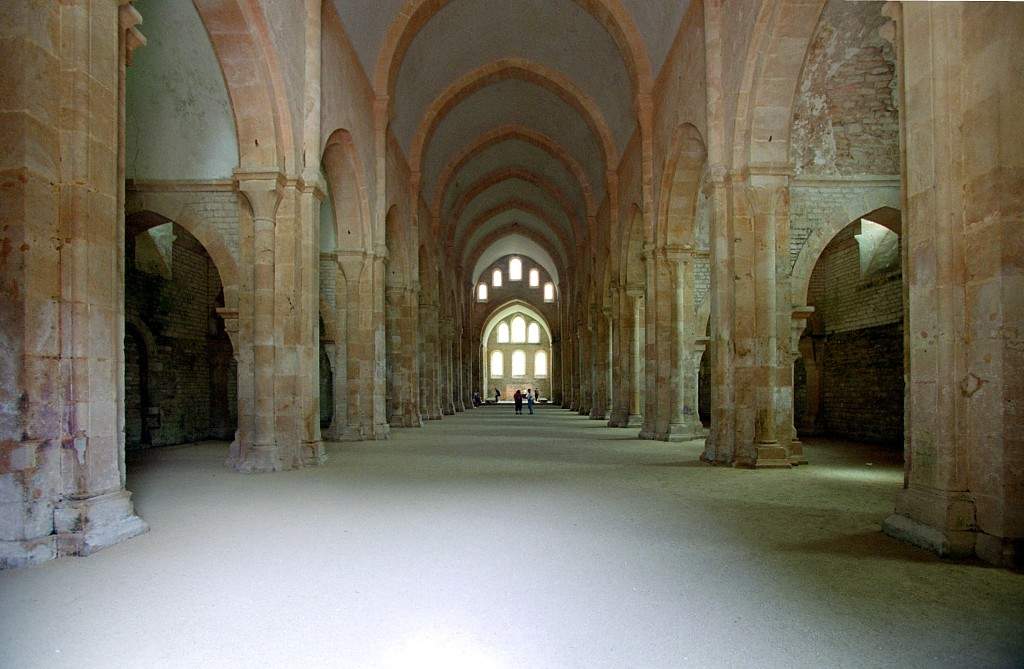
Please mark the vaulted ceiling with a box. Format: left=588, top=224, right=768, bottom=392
left=330, top=0, right=691, bottom=287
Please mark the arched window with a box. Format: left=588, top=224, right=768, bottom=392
left=477, top=283, right=488, bottom=301
left=510, top=316, right=526, bottom=343
left=492, top=269, right=503, bottom=287
left=496, top=322, right=510, bottom=343
left=511, top=350, right=526, bottom=377
left=509, top=257, right=522, bottom=281
left=527, top=322, right=540, bottom=343
left=534, top=350, right=548, bottom=377
left=543, top=282, right=555, bottom=302
left=490, top=350, right=504, bottom=377
left=528, top=268, right=540, bottom=287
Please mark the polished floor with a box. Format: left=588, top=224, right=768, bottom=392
left=2, top=406, right=1022, bottom=668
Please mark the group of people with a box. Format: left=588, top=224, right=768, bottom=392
left=485, top=387, right=538, bottom=415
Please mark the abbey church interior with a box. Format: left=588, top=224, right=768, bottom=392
left=2, top=0, right=1022, bottom=666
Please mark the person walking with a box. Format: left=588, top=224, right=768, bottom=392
left=513, top=389, right=523, bottom=415
left=494, top=387, right=501, bottom=404
left=526, top=388, right=535, bottom=415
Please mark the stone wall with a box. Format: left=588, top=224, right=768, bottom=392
left=790, top=0, right=899, bottom=177
left=125, top=224, right=236, bottom=448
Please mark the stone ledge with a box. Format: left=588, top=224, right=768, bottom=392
left=0, top=537, right=56, bottom=570
left=54, top=491, right=149, bottom=559
left=882, top=513, right=975, bottom=560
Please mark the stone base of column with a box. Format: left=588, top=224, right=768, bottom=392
left=54, top=490, right=149, bottom=558
left=227, top=441, right=292, bottom=472
left=367, top=422, right=391, bottom=440
left=577, top=406, right=590, bottom=416
left=0, top=536, right=56, bottom=569
left=659, top=421, right=706, bottom=442
left=455, top=401, right=465, bottom=413
left=788, top=440, right=808, bottom=466
left=588, top=408, right=609, bottom=420
left=733, top=443, right=792, bottom=468
left=882, top=487, right=976, bottom=559
left=302, top=441, right=327, bottom=466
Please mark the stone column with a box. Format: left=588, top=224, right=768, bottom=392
left=406, top=284, right=423, bottom=426
left=550, top=337, right=562, bottom=405
left=441, top=317, right=455, bottom=415
left=229, top=173, right=287, bottom=471
left=589, top=305, right=610, bottom=420
left=630, top=288, right=646, bottom=428
left=454, top=321, right=466, bottom=412
left=577, top=308, right=592, bottom=415
left=608, top=287, right=629, bottom=426
left=664, top=248, right=703, bottom=441
left=882, top=2, right=1023, bottom=567
left=785, top=307, right=814, bottom=465
left=419, top=301, right=442, bottom=420
left=639, top=245, right=661, bottom=440
left=368, top=250, right=390, bottom=439
left=336, top=251, right=368, bottom=439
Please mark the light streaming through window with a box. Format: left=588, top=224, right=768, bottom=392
left=477, top=283, right=488, bottom=301
left=510, top=316, right=526, bottom=343
left=534, top=350, right=548, bottom=377
left=543, top=282, right=555, bottom=302
left=490, top=350, right=504, bottom=377
left=529, top=269, right=540, bottom=287
left=509, top=257, right=522, bottom=281
left=492, top=269, right=502, bottom=287
left=511, top=350, right=526, bottom=377
left=527, top=322, right=540, bottom=343
left=496, top=322, right=510, bottom=343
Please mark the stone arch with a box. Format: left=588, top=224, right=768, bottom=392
left=792, top=205, right=901, bottom=305
left=124, top=204, right=239, bottom=309
left=731, top=0, right=827, bottom=170
left=432, top=124, right=597, bottom=219
left=374, top=0, right=654, bottom=113
left=657, top=123, right=707, bottom=247
left=448, top=168, right=584, bottom=245
left=384, top=205, right=408, bottom=287
left=410, top=58, right=619, bottom=178
left=322, top=129, right=372, bottom=253
left=193, top=0, right=296, bottom=172
left=465, top=229, right=568, bottom=291
left=454, top=199, right=573, bottom=272
left=623, top=204, right=645, bottom=289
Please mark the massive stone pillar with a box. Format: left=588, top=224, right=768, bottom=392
left=663, top=248, right=703, bottom=441
left=702, top=179, right=793, bottom=467
left=440, top=317, right=455, bottom=415
left=1, top=1, right=149, bottom=567
left=577, top=307, right=592, bottom=415
left=454, top=321, right=466, bottom=412
left=385, top=284, right=421, bottom=427
left=638, top=244, right=655, bottom=438
left=589, top=306, right=610, bottom=420
left=882, top=2, right=1023, bottom=567
left=550, top=337, right=563, bottom=405
left=335, top=251, right=389, bottom=440
left=419, top=301, right=442, bottom=420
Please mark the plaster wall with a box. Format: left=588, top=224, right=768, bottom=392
left=126, top=0, right=237, bottom=180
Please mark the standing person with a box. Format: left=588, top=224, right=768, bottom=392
left=513, top=389, right=523, bottom=415
left=526, top=388, right=535, bottom=415
left=494, top=387, right=501, bottom=404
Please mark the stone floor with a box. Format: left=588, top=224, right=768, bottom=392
left=2, top=406, right=1022, bottom=668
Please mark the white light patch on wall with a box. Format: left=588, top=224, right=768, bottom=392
left=855, top=218, right=899, bottom=278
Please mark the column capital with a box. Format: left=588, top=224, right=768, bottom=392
left=234, top=170, right=286, bottom=221
left=335, top=249, right=368, bottom=282
left=120, top=3, right=146, bottom=65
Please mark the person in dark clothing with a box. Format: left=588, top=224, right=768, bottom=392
left=513, top=389, right=523, bottom=415
left=494, top=388, right=501, bottom=404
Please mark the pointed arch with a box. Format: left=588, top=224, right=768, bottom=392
left=431, top=124, right=597, bottom=219
left=657, top=123, right=707, bottom=247
left=410, top=58, right=618, bottom=179
left=322, top=129, right=372, bottom=253
left=374, top=0, right=653, bottom=111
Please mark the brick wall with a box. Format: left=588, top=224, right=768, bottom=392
left=125, top=223, right=237, bottom=448
left=790, top=0, right=899, bottom=176
left=796, top=220, right=904, bottom=445
left=820, top=322, right=903, bottom=444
